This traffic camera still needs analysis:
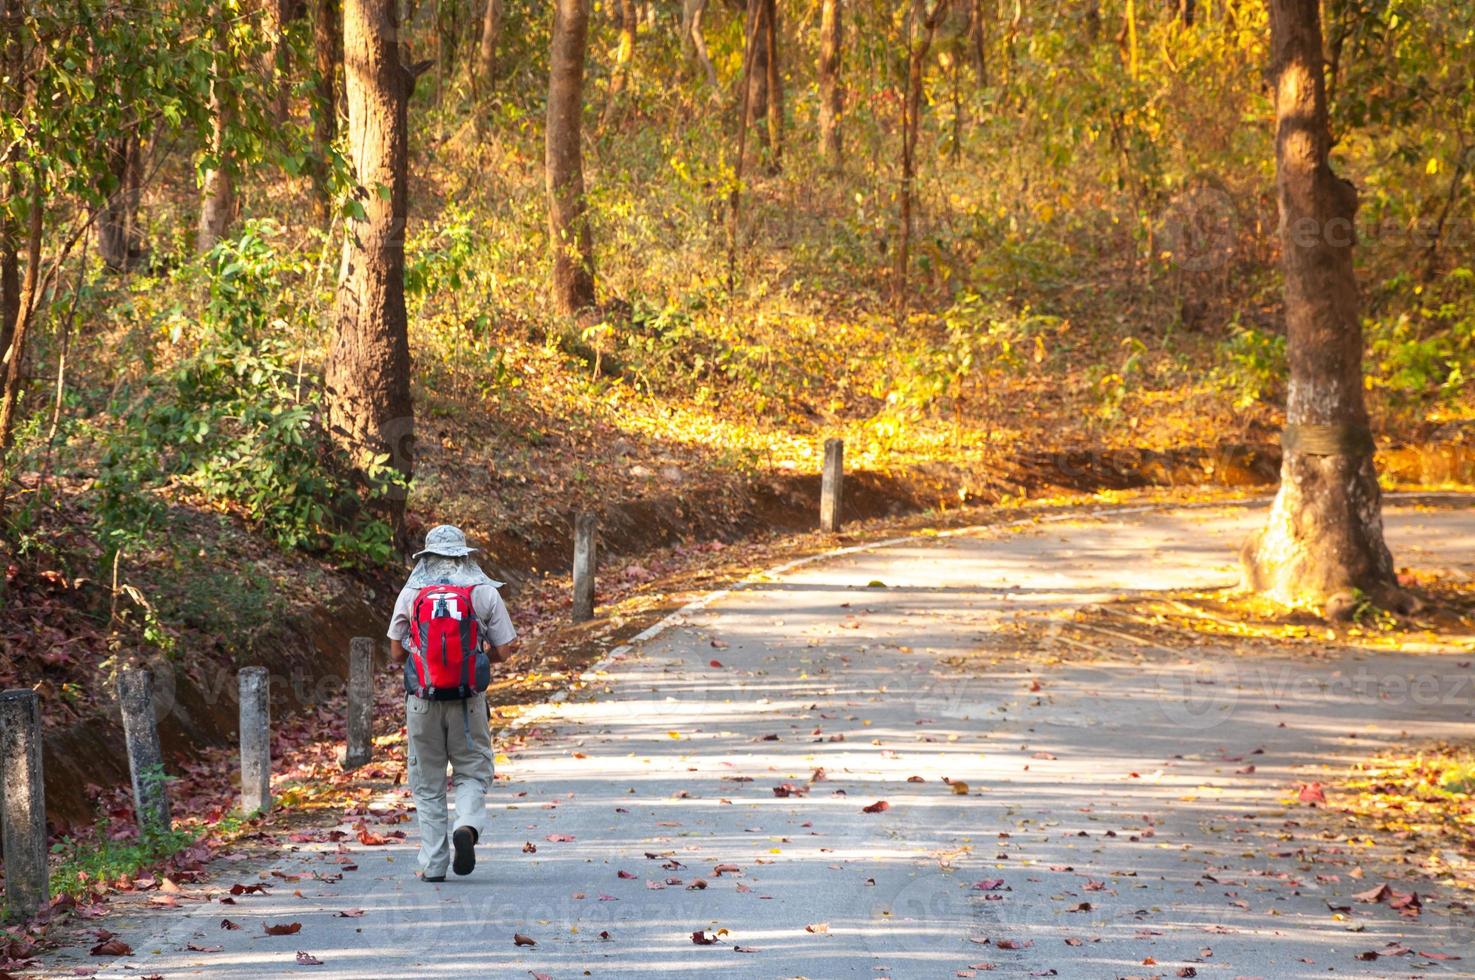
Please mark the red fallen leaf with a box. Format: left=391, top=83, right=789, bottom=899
left=687, top=879, right=708, bottom=890
left=1029, top=679, right=1042, bottom=692
left=522, top=841, right=537, bottom=853
left=713, top=864, right=741, bottom=875
left=809, top=768, right=827, bottom=782
left=709, top=660, right=724, bottom=668
left=1236, top=764, right=1256, bottom=774
left=1064, top=938, right=1084, bottom=947
left=229, top=883, right=270, bottom=895
left=90, top=939, right=133, bottom=956
left=710, top=638, right=728, bottom=649
left=295, top=951, right=324, bottom=965
left=598, top=931, right=611, bottom=940
left=692, top=930, right=720, bottom=945
left=545, top=833, right=575, bottom=842
left=513, top=933, right=537, bottom=947
left=1177, top=969, right=1198, bottom=978
left=906, top=775, right=925, bottom=783
left=1391, top=890, right=1421, bottom=915
left=1031, top=751, right=1057, bottom=760
left=972, top=879, right=1006, bottom=891
left=334, top=909, right=364, bottom=918
left=356, top=828, right=390, bottom=846
left=1417, top=950, right=1461, bottom=961
left=772, top=783, right=807, bottom=797
left=862, top=800, right=890, bottom=814
left=1298, top=782, right=1326, bottom=805
left=995, top=939, right=1033, bottom=950
left=531, top=973, right=552, bottom=980
left=1353, top=883, right=1391, bottom=903
left=264, top=922, right=302, bottom=936
left=185, top=943, right=222, bottom=953
left=1067, top=902, right=1092, bottom=912
left=733, top=944, right=759, bottom=953
left=804, top=922, right=829, bottom=934
left=617, top=870, right=636, bottom=879
left=220, top=918, right=240, bottom=930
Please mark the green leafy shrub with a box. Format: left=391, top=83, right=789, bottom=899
left=95, top=223, right=391, bottom=564
left=1215, top=319, right=1287, bottom=409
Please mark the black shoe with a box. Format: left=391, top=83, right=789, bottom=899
left=423, top=873, right=445, bottom=883
left=452, top=827, right=477, bottom=876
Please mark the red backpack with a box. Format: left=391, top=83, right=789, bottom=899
left=404, top=584, right=491, bottom=700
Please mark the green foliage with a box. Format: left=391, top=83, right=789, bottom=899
left=872, top=293, right=1060, bottom=440
left=1366, top=269, right=1475, bottom=407
left=49, top=819, right=197, bottom=900
left=1215, top=320, right=1288, bottom=409
left=94, top=224, right=392, bottom=565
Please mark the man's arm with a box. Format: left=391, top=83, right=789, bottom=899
left=389, top=638, right=408, bottom=665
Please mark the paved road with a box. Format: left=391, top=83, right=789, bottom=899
left=77, top=502, right=1475, bottom=979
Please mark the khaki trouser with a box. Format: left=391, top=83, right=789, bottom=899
left=405, top=693, right=493, bottom=877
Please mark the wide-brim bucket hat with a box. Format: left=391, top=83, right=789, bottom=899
left=411, top=524, right=482, bottom=560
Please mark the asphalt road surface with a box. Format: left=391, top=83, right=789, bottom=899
left=75, top=501, right=1475, bottom=979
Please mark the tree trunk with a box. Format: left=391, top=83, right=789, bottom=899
left=0, top=175, right=43, bottom=453
left=817, top=0, right=842, bottom=169
left=546, top=0, right=596, bottom=314
left=476, top=0, right=501, bottom=90
left=97, top=135, right=144, bottom=272
left=310, top=0, right=341, bottom=217
left=0, top=234, right=16, bottom=368
left=762, top=0, right=782, bottom=168
left=744, top=0, right=770, bottom=153
left=1240, top=0, right=1403, bottom=615
left=600, top=0, right=636, bottom=128
left=969, top=0, right=987, bottom=78
left=326, top=0, right=419, bottom=542
left=197, top=59, right=236, bottom=252
left=727, top=0, right=763, bottom=292
left=895, top=0, right=948, bottom=319
left=680, top=0, right=718, bottom=90
left=264, top=0, right=291, bottom=123
left=0, top=0, right=21, bottom=367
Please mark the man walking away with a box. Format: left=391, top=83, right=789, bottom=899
left=388, top=524, right=518, bottom=881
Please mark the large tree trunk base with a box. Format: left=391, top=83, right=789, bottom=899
left=1240, top=450, right=1411, bottom=617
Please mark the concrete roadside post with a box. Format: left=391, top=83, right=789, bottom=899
left=0, top=689, right=48, bottom=917
left=343, top=637, right=374, bottom=770
left=820, top=437, right=844, bottom=532
left=238, top=666, right=271, bottom=814
left=117, top=667, right=171, bottom=834
left=573, top=512, right=597, bottom=623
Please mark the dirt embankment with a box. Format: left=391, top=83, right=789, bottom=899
left=38, top=437, right=1470, bottom=827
